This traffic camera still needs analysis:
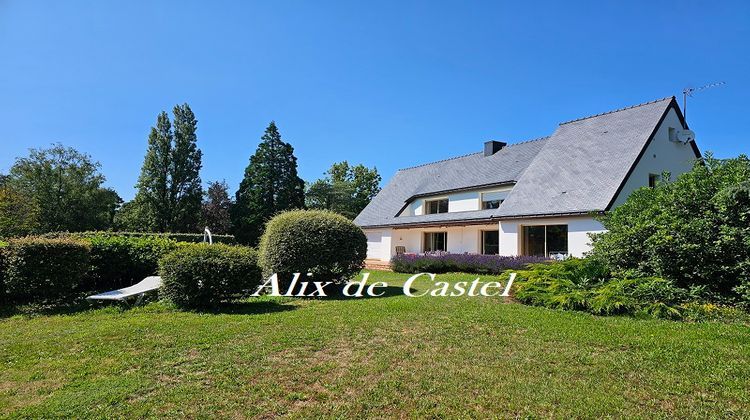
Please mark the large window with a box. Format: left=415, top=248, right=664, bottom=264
left=425, top=199, right=449, bottom=214
left=522, top=224, right=568, bottom=258
left=482, top=230, right=499, bottom=254
left=423, top=232, right=447, bottom=252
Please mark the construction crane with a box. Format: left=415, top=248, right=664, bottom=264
left=682, top=81, right=725, bottom=120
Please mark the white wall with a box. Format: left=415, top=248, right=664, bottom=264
left=364, top=229, right=392, bottom=261
left=611, top=107, right=698, bottom=208
left=449, top=191, right=478, bottom=212
left=499, top=216, right=605, bottom=258
left=390, top=224, right=498, bottom=255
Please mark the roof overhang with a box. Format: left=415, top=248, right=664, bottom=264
left=358, top=210, right=604, bottom=230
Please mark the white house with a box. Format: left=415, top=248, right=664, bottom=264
left=354, top=97, right=701, bottom=263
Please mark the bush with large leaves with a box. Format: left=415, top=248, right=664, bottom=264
left=591, top=154, right=750, bottom=297
left=258, top=210, right=367, bottom=285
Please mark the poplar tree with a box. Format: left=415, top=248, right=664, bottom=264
left=133, top=104, right=202, bottom=232
left=232, top=121, right=305, bottom=244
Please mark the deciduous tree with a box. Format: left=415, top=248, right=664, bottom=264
left=7, top=144, right=120, bottom=233
left=133, top=104, right=203, bottom=232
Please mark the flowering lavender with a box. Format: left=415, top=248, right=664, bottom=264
left=391, top=252, right=549, bottom=274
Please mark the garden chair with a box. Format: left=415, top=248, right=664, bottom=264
left=86, top=276, right=162, bottom=306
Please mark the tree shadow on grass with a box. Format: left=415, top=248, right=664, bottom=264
left=0, top=293, right=299, bottom=318
left=198, top=299, right=298, bottom=315
left=312, top=284, right=418, bottom=300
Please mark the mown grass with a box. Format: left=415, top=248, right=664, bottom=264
left=1, top=271, right=749, bottom=418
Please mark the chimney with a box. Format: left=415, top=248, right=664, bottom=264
left=484, top=140, right=507, bottom=156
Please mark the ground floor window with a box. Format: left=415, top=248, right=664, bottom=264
left=522, top=224, right=568, bottom=258
left=423, top=232, right=447, bottom=252
left=482, top=230, right=499, bottom=254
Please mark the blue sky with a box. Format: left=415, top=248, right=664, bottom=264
left=1, top=1, right=748, bottom=200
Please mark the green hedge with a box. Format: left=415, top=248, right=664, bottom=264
left=159, top=244, right=261, bottom=308
left=0, top=247, right=6, bottom=303
left=85, top=235, right=179, bottom=291
left=258, top=210, right=367, bottom=286
left=41, top=231, right=236, bottom=245
left=3, top=238, right=91, bottom=303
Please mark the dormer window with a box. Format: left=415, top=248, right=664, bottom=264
left=482, top=199, right=502, bottom=209
left=481, top=191, right=507, bottom=209
left=425, top=199, right=448, bottom=214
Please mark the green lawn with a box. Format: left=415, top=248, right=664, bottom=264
left=1, top=271, right=749, bottom=418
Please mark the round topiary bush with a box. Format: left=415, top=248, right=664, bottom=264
left=258, top=210, right=367, bottom=286
left=3, top=237, right=91, bottom=303
left=158, top=243, right=261, bottom=308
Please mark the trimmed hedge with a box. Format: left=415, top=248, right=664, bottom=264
left=392, top=252, right=549, bottom=274
left=3, top=238, right=91, bottom=303
left=159, top=244, right=261, bottom=308
left=41, top=231, right=236, bottom=245
left=258, top=210, right=367, bottom=285
left=85, top=235, right=178, bottom=291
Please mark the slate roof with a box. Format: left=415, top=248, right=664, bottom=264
left=354, top=97, right=687, bottom=228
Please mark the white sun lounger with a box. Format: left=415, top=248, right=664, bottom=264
left=87, top=276, right=162, bottom=305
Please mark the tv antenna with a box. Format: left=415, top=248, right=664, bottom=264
left=682, top=81, right=725, bottom=120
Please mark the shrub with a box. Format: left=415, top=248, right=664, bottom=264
left=391, top=252, right=548, bottom=275
left=258, top=210, right=367, bottom=285
left=0, top=246, right=6, bottom=302
left=159, top=244, right=261, bottom=308
left=591, top=155, right=750, bottom=296
left=85, top=235, right=178, bottom=291
left=514, top=259, right=688, bottom=319
left=3, top=237, right=90, bottom=303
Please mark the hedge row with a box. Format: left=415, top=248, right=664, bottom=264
left=40, top=231, right=236, bottom=245
left=0, top=236, right=181, bottom=304
left=0, top=235, right=263, bottom=306
left=391, top=252, right=549, bottom=275
left=3, top=238, right=91, bottom=302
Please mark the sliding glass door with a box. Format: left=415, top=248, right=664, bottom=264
left=423, top=232, right=447, bottom=252
left=522, top=225, right=568, bottom=257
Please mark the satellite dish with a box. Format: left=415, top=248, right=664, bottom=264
left=676, top=129, right=696, bottom=144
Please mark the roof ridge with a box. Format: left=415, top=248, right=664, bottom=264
left=398, top=151, right=482, bottom=171
left=504, top=136, right=550, bottom=147
left=558, top=96, right=675, bottom=126
left=397, top=136, right=549, bottom=171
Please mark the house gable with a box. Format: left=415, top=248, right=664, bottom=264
left=495, top=97, right=677, bottom=218
left=607, top=100, right=701, bottom=208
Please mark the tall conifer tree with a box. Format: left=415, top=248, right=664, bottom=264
left=232, top=121, right=305, bottom=244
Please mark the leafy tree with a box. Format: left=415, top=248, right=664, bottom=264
left=7, top=144, right=120, bottom=233
left=232, top=121, right=305, bottom=245
left=170, top=104, right=203, bottom=231
left=305, top=161, right=381, bottom=219
left=0, top=183, right=40, bottom=237
left=134, top=104, right=203, bottom=232
left=591, top=154, right=750, bottom=297
left=112, top=199, right=151, bottom=232
left=201, top=180, right=233, bottom=234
